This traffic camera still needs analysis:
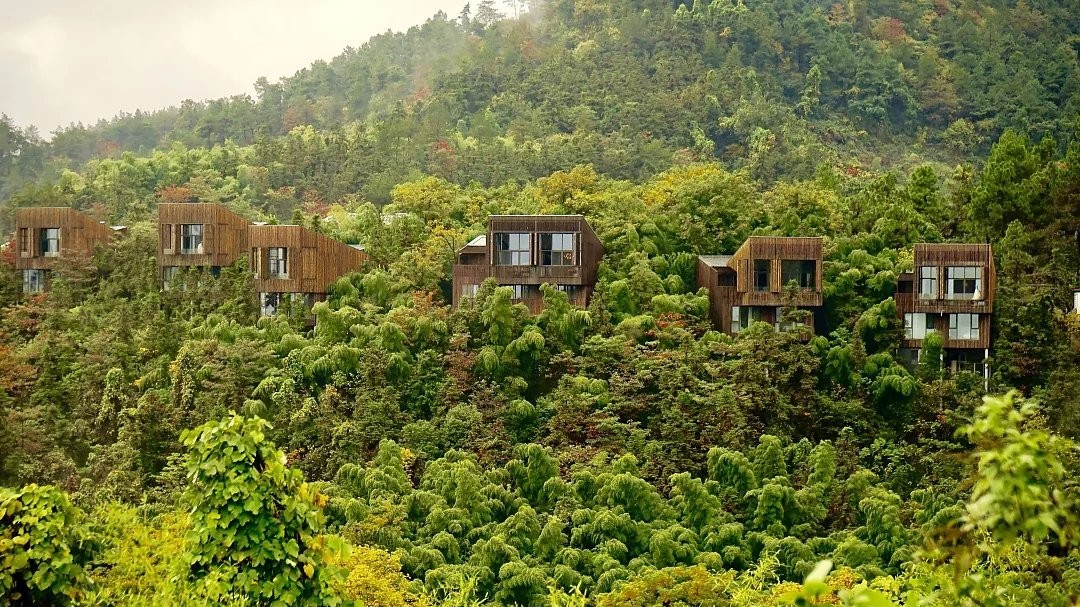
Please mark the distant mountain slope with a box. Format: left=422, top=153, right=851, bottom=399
left=2, top=0, right=1077, bottom=203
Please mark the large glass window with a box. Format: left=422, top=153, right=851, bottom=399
left=780, top=260, right=816, bottom=289
left=946, top=266, right=982, bottom=300
left=540, top=233, right=574, bottom=266
left=461, top=284, right=479, bottom=299
left=949, top=313, right=979, bottom=340
left=753, top=259, right=770, bottom=292
left=162, top=266, right=179, bottom=290
left=181, top=224, right=203, bottom=254
left=268, top=247, right=288, bottom=278
left=40, top=228, right=59, bottom=256
left=494, top=233, right=530, bottom=266
left=509, top=284, right=527, bottom=299
left=918, top=266, right=938, bottom=299
left=22, top=269, right=46, bottom=293
left=904, top=313, right=933, bottom=339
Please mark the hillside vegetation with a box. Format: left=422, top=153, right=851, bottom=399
left=1, top=0, right=1079, bottom=606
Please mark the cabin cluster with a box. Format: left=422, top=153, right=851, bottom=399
left=11, top=208, right=1019, bottom=377
left=15, top=204, right=367, bottom=316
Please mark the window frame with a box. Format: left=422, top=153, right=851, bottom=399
left=948, top=313, right=979, bottom=340
left=753, top=259, right=770, bottom=292
left=946, top=266, right=982, bottom=300
left=540, top=233, right=575, bottom=266
left=18, top=228, right=29, bottom=257
left=903, top=312, right=933, bottom=339
left=22, top=269, right=46, bottom=293
left=40, top=228, right=60, bottom=257
left=461, top=283, right=479, bottom=299
left=918, top=266, right=938, bottom=300
left=780, top=259, right=816, bottom=290
left=494, top=232, right=531, bottom=266
left=268, top=247, right=289, bottom=279
left=180, top=224, right=204, bottom=254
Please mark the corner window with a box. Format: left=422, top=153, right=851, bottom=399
left=780, top=259, right=816, bottom=289
left=40, top=228, right=59, bottom=256
left=494, top=233, right=531, bottom=266
left=268, top=247, right=288, bottom=279
left=946, top=266, right=982, bottom=300
left=540, top=233, right=574, bottom=266
left=904, top=313, right=933, bottom=339
left=918, top=266, right=937, bottom=300
left=22, top=269, right=46, bottom=293
left=948, top=313, right=979, bottom=340
left=753, top=259, right=770, bottom=292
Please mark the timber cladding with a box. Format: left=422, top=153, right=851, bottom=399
left=451, top=215, right=604, bottom=311
left=727, top=236, right=825, bottom=307
left=158, top=203, right=368, bottom=295
left=895, top=243, right=996, bottom=350
left=249, top=225, right=367, bottom=295
left=158, top=203, right=251, bottom=271
left=14, top=207, right=119, bottom=270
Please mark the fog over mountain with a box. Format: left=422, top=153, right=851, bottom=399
left=0, top=0, right=463, bottom=134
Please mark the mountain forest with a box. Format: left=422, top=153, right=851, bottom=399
left=1, top=0, right=1080, bottom=605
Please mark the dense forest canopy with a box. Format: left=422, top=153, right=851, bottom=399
left=1, top=0, right=1080, bottom=606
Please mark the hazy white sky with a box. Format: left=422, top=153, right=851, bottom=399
left=0, top=0, right=466, bottom=135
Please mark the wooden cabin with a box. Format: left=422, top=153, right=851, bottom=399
left=894, top=243, right=995, bottom=376
left=158, top=203, right=251, bottom=284
left=249, top=223, right=367, bottom=315
left=697, top=236, right=824, bottom=335
left=14, top=207, right=120, bottom=293
left=452, top=215, right=604, bottom=314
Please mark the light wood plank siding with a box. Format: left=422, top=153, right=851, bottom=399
left=14, top=207, right=118, bottom=271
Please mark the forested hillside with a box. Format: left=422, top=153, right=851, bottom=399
left=2, top=0, right=1080, bottom=605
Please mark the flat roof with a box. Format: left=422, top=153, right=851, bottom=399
left=698, top=254, right=733, bottom=268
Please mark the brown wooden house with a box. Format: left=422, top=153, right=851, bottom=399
left=895, top=243, right=995, bottom=376
left=452, top=215, right=604, bottom=313
left=696, top=236, right=824, bottom=335
left=158, top=203, right=251, bottom=285
left=249, top=223, right=367, bottom=315
left=14, top=207, right=121, bottom=293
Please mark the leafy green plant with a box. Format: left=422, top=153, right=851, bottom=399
left=180, top=414, right=345, bottom=606
left=0, top=484, right=99, bottom=606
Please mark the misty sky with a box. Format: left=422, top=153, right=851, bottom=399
left=0, top=0, right=466, bottom=135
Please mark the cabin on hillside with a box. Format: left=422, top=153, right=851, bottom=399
left=452, top=215, right=604, bottom=314
left=14, top=207, right=122, bottom=293
left=894, top=243, right=995, bottom=378
left=249, top=223, right=367, bottom=315
left=696, top=236, right=824, bottom=335
left=158, top=203, right=368, bottom=315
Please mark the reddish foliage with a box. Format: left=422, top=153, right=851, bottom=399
left=157, top=186, right=197, bottom=204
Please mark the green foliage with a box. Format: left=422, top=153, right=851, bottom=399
left=0, top=484, right=99, bottom=606
left=180, top=414, right=344, bottom=605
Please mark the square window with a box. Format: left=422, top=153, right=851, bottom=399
left=904, top=313, right=933, bottom=339
left=461, top=284, right=479, bottom=299
left=541, top=233, right=574, bottom=266
left=494, top=233, right=531, bottom=266
left=946, top=266, right=982, bottom=300
left=780, top=260, right=816, bottom=289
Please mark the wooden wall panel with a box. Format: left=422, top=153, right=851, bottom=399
left=14, top=207, right=118, bottom=271
left=249, top=224, right=367, bottom=296
left=452, top=215, right=603, bottom=311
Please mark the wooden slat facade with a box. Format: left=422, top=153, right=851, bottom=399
left=451, top=215, right=604, bottom=313
left=698, top=236, right=824, bottom=334
left=895, top=243, right=996, bottom=351
left=14, top=207, right=118, bottom=272
left=157, top=203, right=251, bottom=274
left=249, top=224, right=367, bottom=297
